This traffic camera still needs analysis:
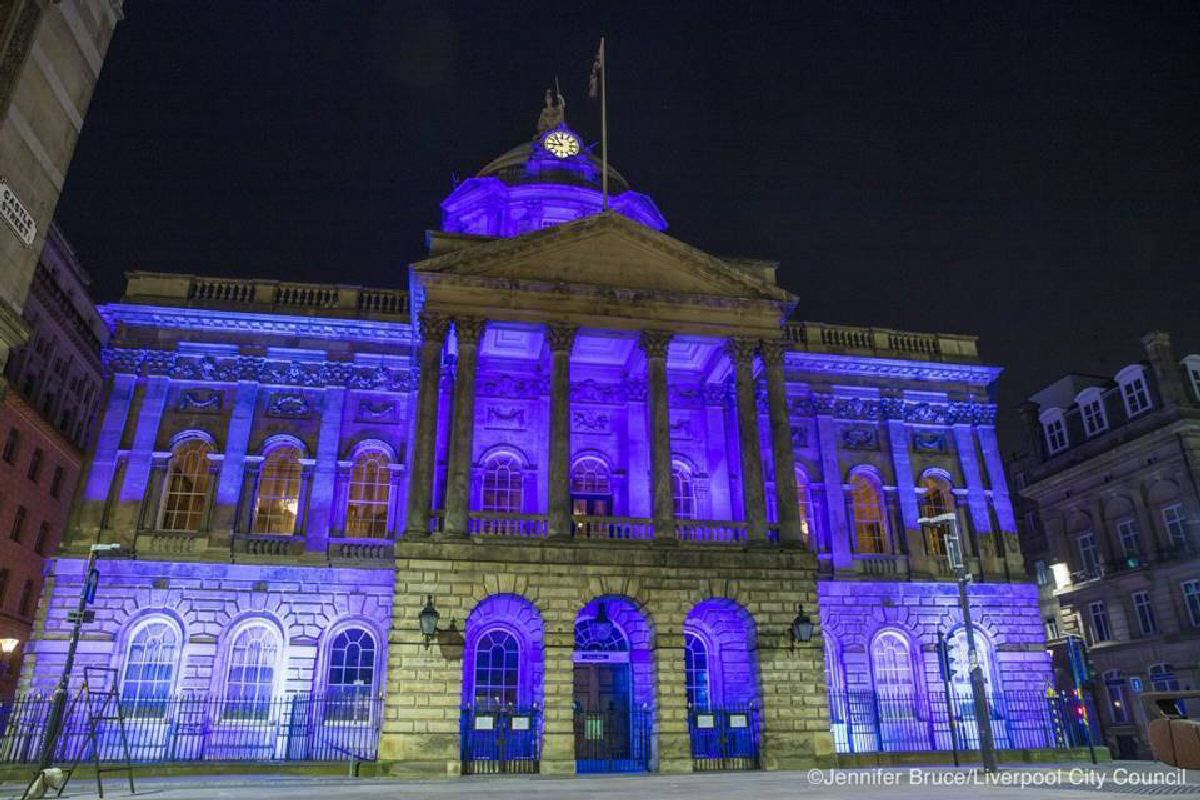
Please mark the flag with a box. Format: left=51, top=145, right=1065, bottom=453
left=588, top=38, right=604, bottom=99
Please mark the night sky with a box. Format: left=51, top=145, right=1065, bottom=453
left=54, top=1, right=1200, bottom=451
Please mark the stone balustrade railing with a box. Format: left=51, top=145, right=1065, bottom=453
left=852, top=553, right=910, bottom=576
left=467, top=513, right=549, bottom=538
left=573, top=516, right=654, bottom=541
left=784, top=321, right=979, bottom=362
left=123, top=272, right=410, bottom=319
left=135, top=530, right=204, bottom=555
left=328, top=539, right=393, bottom=561
left=675, top=520, right=749, bottom=543
left=231, top=533, right=305, bottom=558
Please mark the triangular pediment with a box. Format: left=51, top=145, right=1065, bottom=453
left=414, top=212, right=789, bottom=301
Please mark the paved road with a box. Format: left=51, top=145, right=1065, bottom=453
left=3, top=764, right=1197, bottom=800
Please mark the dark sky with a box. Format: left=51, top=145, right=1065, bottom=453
left=55, top=1, right=1200, bottom=451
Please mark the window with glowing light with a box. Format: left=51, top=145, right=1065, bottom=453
left=918, top=474, right=954, bottom=557
left=851, top=473, right=887, bottom=554
left=223, top=624, right=280, bottom=720
left=1103, top=670, right=1129, bottom=724
left=481, top=453, right=523, bottom=514
left=683, top=632, right=711, bottom=709
left=346, top=449, right=391, bottom=537
left=120, top=620, right=179, bottom=718
left=671, top=460, right=696, bottom=519
left=326, top=627, right=376, bottom=721
left=795, top=467, right=814, bottom=546
left=253, top=445, right=303, bottom=534
left=870, top=631, right=916, bottom=702
left=160, top=439, right=214, bottom=532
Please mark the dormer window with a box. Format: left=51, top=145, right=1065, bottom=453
left=1040, top=409, right=1068, bottom=455
left=1116, top=365, right=1152, bottom=417
left=1183, top=355, right=1200, bottom=402
left=1076, top=388, right=1107, bottom=437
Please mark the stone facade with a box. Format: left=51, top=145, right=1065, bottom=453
left=1012, top=331, right=1200, bottom=760
left=23, top=114, right=1051, bottom=774
left=0, top=1, right=121, bottom=372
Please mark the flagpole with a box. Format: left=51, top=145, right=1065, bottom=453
left=599, top=37, right=608, bottom=211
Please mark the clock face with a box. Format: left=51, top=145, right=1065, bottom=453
left=543, top=130, right=581, bottom=159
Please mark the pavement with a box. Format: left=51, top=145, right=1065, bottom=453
left=2, top=763, right=1197, bottom=800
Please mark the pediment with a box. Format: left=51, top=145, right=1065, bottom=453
left=413, top=212, right=789, bottom=302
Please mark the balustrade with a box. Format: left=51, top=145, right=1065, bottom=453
left=852, top=553, right=910, bottom=576
left=573, top=516, right=654, bottom=541
left=467, top=513, right=548, bottom=538
left=675, top=520, right=749, bottom=544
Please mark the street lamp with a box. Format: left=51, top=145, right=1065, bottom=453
left=918, top=511, right=998, bottom=774
left=418, top=594, right=441, bottom=648
left=790, top=604, right=814, bottom=651
left=0, top=638, right=19, bottom=675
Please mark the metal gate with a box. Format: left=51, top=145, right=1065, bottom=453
left=574, top=705, right=652, bottom=773
left=460, top=705, right=540, bottom=775
left=688, top=705, right=760, bottom=771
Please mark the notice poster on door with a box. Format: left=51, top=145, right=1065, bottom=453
left=696, top=714, right=715, bottom=729
left=512, top=716, right=530, bottom=731
left=474, top=715, right=495, bottom=730
left=729, top=714, right=749, bottom=729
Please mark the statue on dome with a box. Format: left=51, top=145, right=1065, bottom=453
left=536, top=86, right=566, bottom=133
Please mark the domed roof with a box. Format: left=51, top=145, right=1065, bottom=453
left=476, top=137, right=632, bottom=195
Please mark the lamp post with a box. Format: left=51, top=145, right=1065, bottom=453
left=918, top=511, right=997, bottom=773
left=418, top=594, right=441, bottom=648
left=790, top=604, right=814, bottom=651
left=25, top=543, right=120, bottom=797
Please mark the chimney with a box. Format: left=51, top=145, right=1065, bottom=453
left=1018, top=401, right=1044, bottom=460
left=1141, top=331, right=1186, bottom=410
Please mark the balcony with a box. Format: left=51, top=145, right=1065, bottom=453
left=783, top=322, right=980, bottom=363
left=852, top=553, right=909, bottom=576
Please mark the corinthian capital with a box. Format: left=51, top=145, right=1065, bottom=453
left=760, top=339, right=788, bottom=368
left=638, top=330, right=672, bottom=360
left=454, top=316, right=487, bottom=346
left=546, top=322, right=578, bottom=353
left=418, top=310, right=451, bottom=343
left=725, top=336, right=759, bottom=365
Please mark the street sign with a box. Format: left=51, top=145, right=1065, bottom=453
left=67, top=610, right=95, bottom=624
left=83, top=567, right=100, bottom=604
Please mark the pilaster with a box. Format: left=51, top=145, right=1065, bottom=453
left=75, top=373, right=135, bottom=539
left=975, top=425, right=1017, bottom=534
left=405, top=311, right=450, bottom=536
left=444, top=316, right=485, bottom=537
left=211, top=380, right=259, bottom=542
left=305, top=385, right=347, bottom=551
left=816, top=414, right=852, bottom=571
left=112, top=375, right=170, bottom=543
left=952, top=424, right=992, bottom=536
left=728, top=338, right=768, bottom=543
left=885, top=416, right=923, bottom=557
left=762, top=341, right=802, bottom=547
left=640, top=331, right=675, bottom=542
left=546, top=323, right=577, bottom=540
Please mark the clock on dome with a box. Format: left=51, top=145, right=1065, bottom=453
left=542, top=129, right=580, bottom=159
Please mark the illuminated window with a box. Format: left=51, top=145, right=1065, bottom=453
left=1077, top=532, right=1101, bottom=577
left=1103, top=670, right=1129, bottom=724
left=481, top=453, right=523, bottom=514
left=570, top=456, right=611, bottom=495
left=472, top=629, right=519, bottom=708
left=1116, top=365, right=1152, bottom=417
left=326, top=628, right=376, bottom=721
left=346, top=449, right=391, bottom=537
left=1149, top=663, right=1178, bottom=691
left=684, top=632, right=711, bottom=709
left=120, top=620, right=179, bottom=718
left=671, top=460, right=696, bottom=519
left=851, top=473, right=887, bottom=554
left=918, top=475, right=954, bottom=556
left=795, top=467, right=813, bottom=546
left=1088, top=601, right=1111, bottom=644
left=870, top=631, right=915, bottom=695
left=160, top=439, right=214, bottom=532
left=1132, top=591, right=1157, bottom=635
left=253, top=445, right=303, bottom=534
left=224, top=624, right=279, bottom=720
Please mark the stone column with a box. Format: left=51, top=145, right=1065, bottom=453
left=762, top=340, right=802, bottom=547
left=444, top=316, right=485, bottom=538
left=211, top=380, right=260, bottom=539
left=547, top=323, right=577, bottom=540
left=233, top=457, right=262, bottom=534
left=295, top=458, right=315, bottom=537
left=640, top=331, right=675, bottom=542
left=305, top=386, right=346, bottom=552
left=952, top=424, right=992, bottom=535
left=75, top=373, right=136, bottom=539
left=112, top=375, right=170, bottom=542
left=976, top=423, right=1017, bottom=533
left=405, top=311, right=450, bottom=536
left=728, top=338, right=768, bottom=543
left=816, top=415, right=851, bottom=570
left=884, top=411, right=923, bottom=558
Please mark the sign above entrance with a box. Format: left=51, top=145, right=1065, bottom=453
left=573, top=650, right=630, bottom=664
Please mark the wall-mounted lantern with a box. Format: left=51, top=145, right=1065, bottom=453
left=418, top=594, right=441, bottom=648
left=592, top=601, right=614, bottom=640
left=0, top=638, right=18, bottom=674
left=790, top=604, right=814, bottom=650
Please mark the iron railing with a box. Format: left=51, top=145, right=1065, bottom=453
left=0, top=693, right=382, bottom=764
left=459, top=704, right=540, bottom=774
left=827, top=688, right=1092, bottom=755
left=574, top=705, right=652, bottom=773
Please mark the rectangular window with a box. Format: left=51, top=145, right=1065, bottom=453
left=0, top=568, right=8, bottom=605
left=1, top=429, right=17, bottom=463
left=1045, top=616, right=1060, bottom=639
left=1077, top=532, right=1101, bottom=577
left=49, top=466, right=64, bottom=499
left=1117, top=519, right=1142, bottom=559
left=17, top=579, right=33, bottom=617
left=1149, top=664, right=1179, bottom=691
left=1122, top=377, right=1151, bottom=416
left=1105, top=672, right=1129, bottom=724
left=1089, top=601, right=1111, bottom=643
left=1081, top=399, right=1107, bottom=436
left=33, top=522, right=48, bottom=555
left=1183, top=581, right=1200, bottom=628
left=27, top=448, right=42, bottom=483
left=10, top=506, right=27, bottom=542
left=1044, top=418, right=1068, bottom=454
left=1189, top=364, right=1200, bottom=401
left=1133, top=591, right=1157, bottom=635
left=1162, top=504, right=1187, bottom=546
left=1035, top=560, right=1050, bottom=586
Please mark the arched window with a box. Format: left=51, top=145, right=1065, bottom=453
left=472, top=629, right=520, bottom=708
left=481, top=452, right=523, bottom=514
left=919, top=475, right=954, bottom=557
left=672, top=460, right=696, bottom=519
left=224, top=624, right=280, bottom=720
left=570, top=456, right=611, bottom=495
left=253, top=445, right=303, bottom=534
left=120, top=620, right=179, bottom=718
left=851, top=472, right=887, bottom=554
left=326, top=627, right=376, bottom=722
left=795, top=467, right=814, bottom=547
left=870, top=631, right=915, bottom=696
left=947, top=628, right=995, bottom=693
left=683, top=632, right=711, bottom=709
left=346, top=449, right=391, bottom=537
left=161, top=439, right=214, bottom=532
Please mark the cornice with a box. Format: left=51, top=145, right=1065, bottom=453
left=785, top=352, right=1003, bottom=386
left=100, top=304, right=414, bottom=344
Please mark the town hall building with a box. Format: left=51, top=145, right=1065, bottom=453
left=17, top=100, right=1057, bottom=775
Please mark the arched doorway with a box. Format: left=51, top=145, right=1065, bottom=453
left=683, top=599, right=762, bottom=770
left=573, top=596, right=654, bottom=773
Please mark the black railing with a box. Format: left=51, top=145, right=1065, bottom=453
left=688, top=704, right=760, bottom=771
left=459, top=704, right=540, bottom=775
left=0, top=693, right=382, bottom=764
left=574, top=705, right=652, bottom=773
left=828, top=688, right=1091, bottom=754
